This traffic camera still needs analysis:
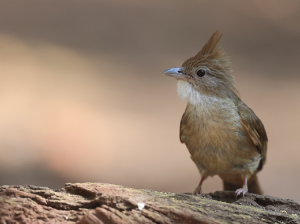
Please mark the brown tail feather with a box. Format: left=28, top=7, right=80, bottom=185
left=223, top=174, right=263, bottom=195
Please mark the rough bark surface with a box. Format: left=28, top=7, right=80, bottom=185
left=0, top=183, right=299, bottom=224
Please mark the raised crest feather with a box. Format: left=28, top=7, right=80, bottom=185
left=182, top=30, right=229, bottom=71
left=199, top=30, right=222, bottom=55
left=181, top=30, right=237, bottom=96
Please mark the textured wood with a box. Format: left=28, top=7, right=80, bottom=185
left=0, top=183, right=299, bottom=223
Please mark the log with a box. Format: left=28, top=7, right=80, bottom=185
left=0, top=183, right=299, bottom=223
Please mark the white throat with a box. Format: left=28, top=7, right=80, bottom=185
left=177, top=80, right=217, bottom=106
left=177, top=80, right=201, bottom=105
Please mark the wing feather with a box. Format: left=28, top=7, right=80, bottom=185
left=180, top=106, right=189, bottom=144
left=237, top=99, right=268, bottom=171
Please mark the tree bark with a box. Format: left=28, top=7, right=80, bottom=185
left=0, top=183, right=299, bottom=223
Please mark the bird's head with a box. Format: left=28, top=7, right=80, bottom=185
left=163, top=31, right=237, bottom=103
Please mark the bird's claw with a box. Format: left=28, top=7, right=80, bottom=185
left=235, top=188, right=248, bottom=199
left=193, top=186, right=202, bottom=195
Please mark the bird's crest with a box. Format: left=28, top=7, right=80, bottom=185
left=199, top=30, right=222, bottom=56
left=183, top=30, right=227, bottom=69
left=182, top=30, right=237, bottom=96
left=182, top=30, right=231, bottom=77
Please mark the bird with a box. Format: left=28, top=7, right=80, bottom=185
left=163, top=31, right=267, bottom=198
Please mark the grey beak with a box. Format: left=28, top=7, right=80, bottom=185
left=163, top=67, right=188, bottom=79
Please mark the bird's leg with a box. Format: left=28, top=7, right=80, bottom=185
left=193, top=175, right=207, bottom=195
left=235, top=177, right=248, bottom=199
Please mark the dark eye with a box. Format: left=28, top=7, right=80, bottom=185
left=197, top=69, right=206, bottom=77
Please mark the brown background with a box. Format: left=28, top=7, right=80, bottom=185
left=0, top=0, right=299, bottom=202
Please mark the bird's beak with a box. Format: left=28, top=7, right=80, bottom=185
left=163, top=67, right=189, bottom=79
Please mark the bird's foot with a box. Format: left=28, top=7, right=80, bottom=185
left=193, top=175, right=207, bottom=195
left=193, top=186, right=202, bottom=195
left=235, top=187, right=248, bottom=199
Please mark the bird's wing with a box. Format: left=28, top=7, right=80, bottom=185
left=179, top=113, right=187, bottom=144
left=179, top=105, right=190, bottom=144
left=237, top=98, right=268, bottom=171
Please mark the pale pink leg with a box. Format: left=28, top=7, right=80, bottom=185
left=235, top=177, right=248, bottom=199
left=193, top=176, right=207, bottom=195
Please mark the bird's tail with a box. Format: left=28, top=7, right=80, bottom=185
left=223, top=174, right=263, bottom=195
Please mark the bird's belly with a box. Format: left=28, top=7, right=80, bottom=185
left=182, top=104, right=261, bottom=176
left=190, top=143, right=261, bottom=176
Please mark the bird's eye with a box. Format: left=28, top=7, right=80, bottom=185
left=196, top=69, right=206, bottom=77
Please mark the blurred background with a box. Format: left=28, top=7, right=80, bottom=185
left=0, top=0, right=299, bottom=202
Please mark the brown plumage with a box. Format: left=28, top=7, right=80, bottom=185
left=163, top=31, right=267, bottom=197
